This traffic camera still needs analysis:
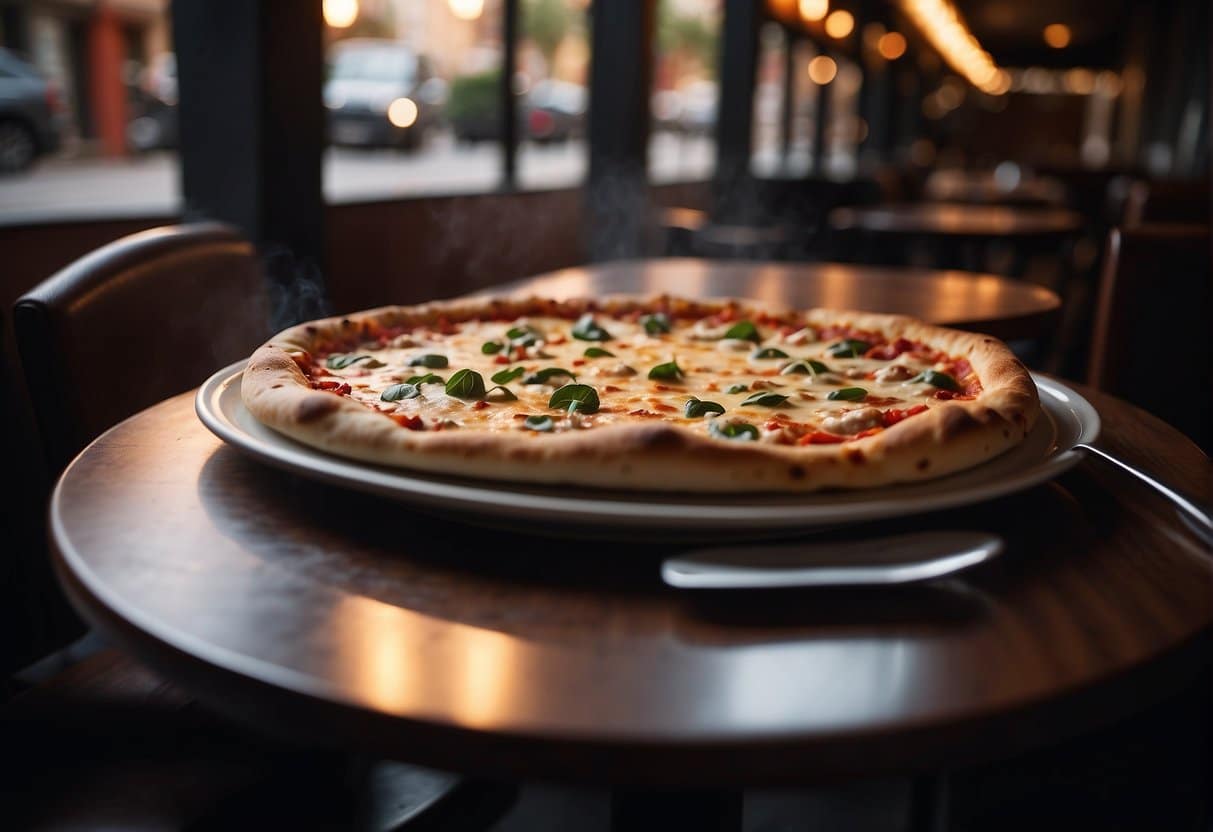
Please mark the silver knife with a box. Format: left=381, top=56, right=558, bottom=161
left=662, top=530, right=1003, bottom=590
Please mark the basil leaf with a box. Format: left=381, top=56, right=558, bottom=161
left=549, top=383, right=600, bottom=414
left=485, top=385, right=517, bottom=401
left=506, top=325, right=542, bottom=347
left=481, top=341, right=504, bottom=355
left=725, top=383, right=749, bottom=394
left=409, top=354, right=448, bottom=369
left=780, top=359, right=831, bottom=376
left=406, top=372, right=444, bottom=385
left=326, top=353, right=378, bottom=370
left=709, top=420, right=759, bottom=441
left=684, top=398, right=725, bottom=418
left=828, top=386, right=868, bottom=401
left=524, top=367, right=577, bottom=385
left=648, top=359, right=684, bottom=380
left=380, top=383, right=420, bottom=401
left=909, top=370, right=959, bottom=390
left=523, top=415, right=554, bottom=432
left=571, top=313, right=611, bottom=341
left=723, top=320, right=760, bottom=342
left=445, top=368, right=486, bottom=399
left=491, top=366, right=525, bottom=384
left=740, top=391, right=788, bottom=407
left=827, top=339, right=871, bottom=358
left=584, top=347, right=615, bottom=358
left=641, top=312, right=671, bottom=335
left=751, top=347, right=789, bottom=360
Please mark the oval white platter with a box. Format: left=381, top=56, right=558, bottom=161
left=197, top=362, right=1099, bottom=538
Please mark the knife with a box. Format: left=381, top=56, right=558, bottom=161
left=661, top=530, right=1003, bottom=590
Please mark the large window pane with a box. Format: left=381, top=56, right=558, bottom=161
left=0, top=0, right=178, bottom=223
left=649, top=0, right=719, bottom=183
left=323, top=0, right=504, bottom=201
left=516, top=0, right=588, bottom=190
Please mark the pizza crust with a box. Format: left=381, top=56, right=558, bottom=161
left=240, top=296, right=1040, bottom=492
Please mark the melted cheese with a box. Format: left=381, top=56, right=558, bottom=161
left=311, top=315, right=963, bottom=440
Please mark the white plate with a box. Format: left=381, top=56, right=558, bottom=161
left=196, top=363, right=1099, bottom=539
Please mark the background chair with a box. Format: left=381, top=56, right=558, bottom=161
left=1122, top=178, right=1211, bottom=228
left=1087, top=224, right=1211, bottom=452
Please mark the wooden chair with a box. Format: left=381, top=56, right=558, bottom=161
left=8, top=223, right=517, bottom=829
left=1087, top=224, right=1211, bottom=451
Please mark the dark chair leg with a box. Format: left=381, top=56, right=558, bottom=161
left=611, top=788, right=743, bottom=832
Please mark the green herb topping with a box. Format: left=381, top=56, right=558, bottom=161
left=684, top=398, right=726, bottom=418
left=481, top=341, right=504, bottom=354
left=723, top=320, right=761, bottom=342
left=751, top=347, right=789, bottom=360
left=491, top=366, right=525, bottom=384
left=548, top=383, right=600, bottom=414
left=908, top=370, right=959, bottom=390
left=445, top=368, right=486, bottom=399
left=828, top=387, right=868, bottom=401
left=780, top=359, right=830, bottom=376
left=648, top=359, right=684, bottom=380
left=709, top=421, right=760, bottom=441
left=739, top=391, right=789, bottom=407
left=523, top=415, right=555, bottom=432
left=380, top=383, right=421, bottom=402
left=725, top=383, right=749, bottom=394
left=583, top=347, right=615, bottom=358
left=641, top=312, right=672, bottom=335
left=408, top=354, right=449, bottom=369
left=571, top=314, right=611, bottom=342
left=405, top=372, right=444, bottom=385
left=827, top=339, right=871, bottom=358
left=326, top=354, right=382, bottom=370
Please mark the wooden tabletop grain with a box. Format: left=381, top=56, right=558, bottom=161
left=487, top=258, right=1060, bottom=341
left=50, top=385, right=1211, bottom=786
left=830, top=204, right=1083, bottom=238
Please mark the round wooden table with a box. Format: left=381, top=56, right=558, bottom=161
left=488, top=258, right=1061, bottom=341
left=51, top=385, right=1210, bottom=791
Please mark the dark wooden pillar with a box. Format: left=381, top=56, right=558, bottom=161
left=501, top=0, right=519, bottom=189
left=779, top=27, right=796, bottom=172
left=812, top=57, right=832, bottom=174
left=586, top=0, right=655, bottom=260
left=713, top=0, right=761, bottom=222
left=172, top=0, right=327, bottom=327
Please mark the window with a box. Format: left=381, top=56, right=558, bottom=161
left=649, top=0, right=720, bottom=183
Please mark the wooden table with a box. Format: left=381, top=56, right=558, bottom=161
left=488, top=258, right=1061, bottom=341
left=51, top=387, right=1211, bottom=786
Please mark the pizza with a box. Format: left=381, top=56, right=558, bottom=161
left=240, top=295, right=1039, bottom=492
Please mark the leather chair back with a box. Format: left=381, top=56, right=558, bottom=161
left=1088, top=224, right=1211, bottom=451
left=14, top=223, right=269, bottom=473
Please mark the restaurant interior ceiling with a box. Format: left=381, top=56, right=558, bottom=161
left=954, top=0, right=1133, bottom=69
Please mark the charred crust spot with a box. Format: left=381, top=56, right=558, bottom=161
left=788, top=465, right=806, bottom=480
left=844, top=449, right=866, bottom=465
left=1002, top=428, right=1010, bottom=438
left=271, top=384, right=283, bottom=389
left=634, top=425, right=688, bottom=450
left=341, top=318, right=353, bottom=328
left=916, top=458, right=930, bottom=471
left=305, top=325, right=318, bottom=334
left=297, top=395, right=340, bottom=423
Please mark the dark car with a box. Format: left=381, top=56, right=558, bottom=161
left=0, top=48, right=64, bottom=173
left=325, top=39, right=442, bottom=151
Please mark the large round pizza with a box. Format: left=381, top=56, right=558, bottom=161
left=241, top=295, right=1039, bottom=492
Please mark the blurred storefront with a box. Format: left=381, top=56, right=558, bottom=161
left=0, top=0, right=169, bottom=154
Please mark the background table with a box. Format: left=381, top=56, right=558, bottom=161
left=829, top=204, right=1082, bottom=239
left=488, top=258, right=1061, bottom=341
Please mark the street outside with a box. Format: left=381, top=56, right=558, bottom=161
left=0, top=131, right=716, bottom=223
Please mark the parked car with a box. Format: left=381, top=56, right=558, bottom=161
left=127, top=52, right=178, bottom=152
left=0, top=48, right=64, bottom=173
left=325, top=39, right=443, bottom=151
left=525, top=79, right=585, bottom=143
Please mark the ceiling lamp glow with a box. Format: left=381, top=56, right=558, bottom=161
left=449, top=0, right=485, bottom=21
left=824, top=10, right=854, bottom=38
left=898, top=0, right=1005, bottom=94
left=323, top=0, right=358, bottom=29
left=798, top=0, right=829, bottom=22
left=1043, top=23, right=1071, bottom=48
left=807, top=54, right=838, bottom=84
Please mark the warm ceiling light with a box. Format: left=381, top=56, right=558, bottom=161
left=323, top=0, right=358, bottom=28
left=878, top=31, right=907, bottom=60
left=1043, top=23, right=1071, bottom=48
left=807, top=54, right=838, bottom=84
left=767, top=0, right=798, bottom=22
left=898, top=0, right=1005, bottom=94
left=824, top=9, right=854, bottom=38
left=448, top=0, right=484, bottom=21
left=799, top=0, right=829, bottom=23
